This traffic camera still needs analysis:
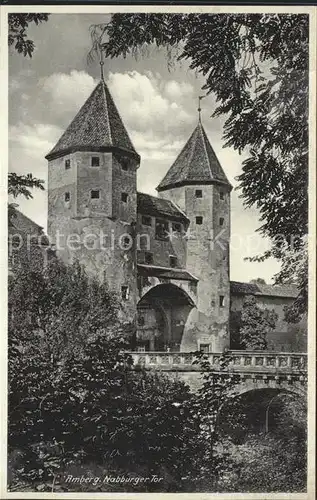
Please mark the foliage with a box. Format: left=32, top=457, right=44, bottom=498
left=231, top=295, right=277, bottom=349
left=94, top=13, right=309, bottom=318
left=8, top=259, right=204, bottom=492
left=8, top=173, right=45, bottom=200
left=278, top=243, right=308, bottom=323
left=7, top=259, right=247, bottom=492
left=8, top=259, right=306, bottom=493
left=8, top=13, right=49, bottom=57
left=8, top=174, right=45, bottom=224
left=191, top=351, right=244, bottom=491
left=250, top=277, right=266, bottom=284
left=8, top=258, right=121, bottom=362
left=225, top=393, right=307, bottom=492
left=229, top=310, right=243, bottom=350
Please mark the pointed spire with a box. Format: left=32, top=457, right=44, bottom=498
left=157, top=121, right=231, bottom=192
left=46, top=79, right=139, bottom=161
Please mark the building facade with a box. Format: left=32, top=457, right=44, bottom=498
left=44, top=77, right=306, bottom=353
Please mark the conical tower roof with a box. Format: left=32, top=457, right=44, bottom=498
left=46, top=79, right=139, bottom=160
left=157, top=121, right=231, bottom=191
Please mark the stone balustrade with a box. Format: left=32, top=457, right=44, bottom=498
left=126, top=350, right=307, bottom=375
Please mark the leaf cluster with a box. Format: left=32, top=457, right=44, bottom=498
left=238, top=295, right=278, bottom=349
left=8, top=173, right=45, bottom=200
left=8, top=14, right=49, bottom=57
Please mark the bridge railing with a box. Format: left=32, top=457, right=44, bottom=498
left=125, top=350, right=307, bottom=374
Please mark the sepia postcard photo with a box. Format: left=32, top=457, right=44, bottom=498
left=0, top=3, right=316, bottom=499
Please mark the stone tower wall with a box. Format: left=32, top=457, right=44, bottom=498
left=159, top=183, right=231, bottom=351
left=47, top=150, right=139, bottom=323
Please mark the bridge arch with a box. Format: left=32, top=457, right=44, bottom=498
left=231, top=378, right=306, bottom=399
left=218, top=386, right=306, bottom=441
left=136, top=283, right=195, bottom=352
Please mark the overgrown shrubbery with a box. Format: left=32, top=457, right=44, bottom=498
left=8, top=259, right=238, bottom=492
left=8, top=258, right=306, bottom=492
left=230, top=294, right=277, bottom=350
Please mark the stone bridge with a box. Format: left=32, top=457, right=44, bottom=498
left=126, top=350, right=307, bottom=396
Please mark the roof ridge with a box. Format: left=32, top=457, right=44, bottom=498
left=10, top=207, right=44, bottom=232
left=186, top=125, right=199, bottom=179
left=169, top=198, right=189, bottom=221
left=101, top=80, right=112, bottom=145
left=103, top=80, right=136, bottom=155
left=199, top=121, right=214, bottom=181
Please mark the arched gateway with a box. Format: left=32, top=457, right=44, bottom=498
left=136, top=283, right=195, bottom=352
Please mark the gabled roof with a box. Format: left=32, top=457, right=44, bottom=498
left=9, top=206, right=43, bottom=234
left=157, top=121, right=231, bottom=192
left=137, top=192, right=189, bottom=222
left=46, top=79, right=139, bottom=160
left=9, top=206, right=50, bottom=245
left=230, top=281, right=299, bottom=299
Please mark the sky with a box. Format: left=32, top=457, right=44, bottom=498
left=8, top=13, right=281, bottom=283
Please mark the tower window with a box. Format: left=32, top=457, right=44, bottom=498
left=121, top=193, right=128, bottom=203
left=169, top=255, right=178, bottom=268
left=65, top=159, right=70, bottom=170
left=219, top=217, right=224, bottom=226
left=142, top=215, right=152, bottom=226
left=220, top=191, right=225, bottom=200
left=195, top=189, right=203, bottom=198
left=155, top=218, right=169, bottom=240
left=219, top=295, right=225, bottom=307
left=138, top=315, right=145, bottom=327
left=122, top=236, right=131, bottom=248
left=121, top=158, right=129, bottom=171
left=199, top=343, right=210, bottom=354
left=64, top=192, right=70, bottom=202
left=91, top=156, right=100, bottom=167
left=145, top=251, right=154, bottom=265
left=172, top=222, right=182, bottom=233
left=121, top=285, right=129, bottom=300
left=91, top=189, right=100, bottom=199
left=196, top=216, right=203, bottom=225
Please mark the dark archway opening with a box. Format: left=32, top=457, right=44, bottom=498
left=219, top=388, right=306, bottom=442
left=136, top=283, right=194, bottom=352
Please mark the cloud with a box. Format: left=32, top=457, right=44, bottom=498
left=36, top=69, right=194, bottom=143
left=131, top=130, right=183, bottom=162
left=10, top=123, right=62, bottom=162
left=39, top=70, right=97, bottom=118
left=164, top=80, right=194, bottom=101
left=107, top=70, right=193, bottom=136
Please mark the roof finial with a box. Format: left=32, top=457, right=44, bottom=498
left=198, top=95, right=206, bottom=123
left=99, top=45, right=105, bottom=81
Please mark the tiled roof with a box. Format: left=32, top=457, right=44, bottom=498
left=9, top=207, right=42, bottom=233
left=9, top=207, right=50, bottom=245
left=157, top=121, right=231, bottom=191
left=230, top=281, right=299, bottom=299
left=46, top=80, right=138, bottom=160
left=138, top=264, right=198, bottom=282
left=137, top=192, right=189, bottom=222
